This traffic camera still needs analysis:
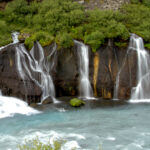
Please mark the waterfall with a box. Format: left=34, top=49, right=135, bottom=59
left=0, top=32, right=19, bottom=50
left=16, top=42, right=58, bottom=103
left=113, top=51, right=129, bottom=100
left=74, top=40, right=93, bottom=99
left=130, top=34, right=150, bottom=101
left=12, top=32, right=19, bottom=44
left=30, top=42, right=58, bottom=103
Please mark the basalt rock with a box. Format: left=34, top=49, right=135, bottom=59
left=52, top=39, right=137, bottom=100
left=0, top=43, right=42, bottom=104
left=0, top=40, right=138, bottom=102
left=53, top=46, right=78, bottom=97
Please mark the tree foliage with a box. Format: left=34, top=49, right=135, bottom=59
left=0, top=0, right=150, bottom=51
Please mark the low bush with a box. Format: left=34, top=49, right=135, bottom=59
left=18, top=137, right=65, bottom=150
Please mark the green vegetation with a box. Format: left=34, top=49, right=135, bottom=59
left=0, top=0, right=150, bottom=51
left=69, top=98, right=85, bottom=107
left=18, top=137, right=65, bottom=150
left=131, top=0, right=150, bottom=6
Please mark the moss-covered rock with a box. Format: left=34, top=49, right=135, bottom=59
left=69, top=98, right=85, bottom=107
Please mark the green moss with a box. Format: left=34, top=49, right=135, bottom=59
left=115, top=42, right=128, bottom=48
left=144, top=43, right=150, bottom=50
left=69, top=98, right=85, bottom=107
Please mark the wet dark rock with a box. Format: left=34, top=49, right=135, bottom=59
left=0, top=39, right=139, bottom=103
left=0, top=43, right=42, bottom=104
left=42, top=96, right=53, bottom=104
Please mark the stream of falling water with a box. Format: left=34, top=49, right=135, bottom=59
left=74, top=40, right=94, bottom=99
left=130, top=34, right=150, bottom=102
left=0, top=32, right=58, bottom=103
left=16, top=42, right=58, bottom=103
left=113, top=50, right=130, bottom=100
left=114, top=33, right=150, bottom=102
left=0, top=32, right=19, bottom=50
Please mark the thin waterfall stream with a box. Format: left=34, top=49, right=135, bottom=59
left=74, top=40, right=94, bottom=99
left=130, top=34, right=150, bottom=102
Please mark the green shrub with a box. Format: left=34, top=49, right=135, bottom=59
left=24, top=37, right=34, bottom=50
left=143, top=0, right=150, bottom=6
left=71, top=26, right=85, bottom=40
left=18, top=137, right=65, bottom=150
left=84, top=31, right=104, bottom=52
left=0, top=20, right=12, bottom=46
left=56, top=33, right=73, bottom=49
left=121, top=4, right=150, bottom=42
left=1, top=0, right=150, bottom=50
left=144, top=43, right=150, bottom=50
left=130, top=0, right=140, bottom=4
left=115, top=42, right=128, bottom=48
left=24, top=31, right=54, bottom=49
left=131, top=0, right=150, bottom=6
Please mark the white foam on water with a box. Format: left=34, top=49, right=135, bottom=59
left=61, top=141, right=80, bottom=150
left=20, top=130, right=84, bottom=150
left=0, top=95, right=40, bottom=119
left=56, top=108, right=67, bottom=112
left=129, top=99, right=150, bottom=103
left=106, top=136, right=116, bottom=141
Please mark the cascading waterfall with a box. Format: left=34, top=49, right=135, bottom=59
left=30, top=42, right=58, bottom=103
left=12, top=32, right=19, bottom=44
left=0, top=32, right=19, bottom=50
left=130, top=34, right=150, bottom=101
left=16, top=42, right=58, bottom=103
left=74, top=40, right=93, bottom=99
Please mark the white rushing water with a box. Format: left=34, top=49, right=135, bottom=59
left=130, top=34, right=150, bottom=102
left=12, top=32, right=19, bottom=44
left=74, top=40, right=93, bottom=99
left=0, top=32, right=19, bottom=50
left=0, top=90, right=2, bottom=96
left=113, top=50, right=129, bottom=100
left=16, top=42, right=58, bottom=103
left=30, top=42, right=58, bottom=103
left=0, top=95, right=40, bottom=119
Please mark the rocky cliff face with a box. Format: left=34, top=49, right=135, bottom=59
left=0, top=40, right=137, bottom=103
left=52, top=40, right=137, bottom=100
left=0, top=44, right=42, bottom=104
left=77, top=0, right=130, bottom=10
